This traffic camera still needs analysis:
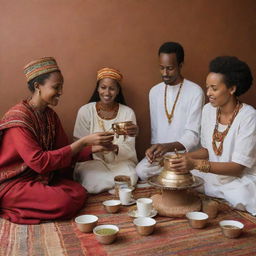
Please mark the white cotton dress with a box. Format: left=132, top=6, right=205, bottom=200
left=136, top=79, right=205, bottom=180
left=192, top=103, right=256, bottom=215
left=73, top=102, right=138, bottom=194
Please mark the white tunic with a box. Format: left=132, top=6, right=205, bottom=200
left=192, top=103, right=256, bottom=215
left=136, top=79, right=205, bottom=180
left=73, top=102, right=138, bottom=193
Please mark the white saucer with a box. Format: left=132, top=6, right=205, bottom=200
left=108, top=186, right=135, bottom=195
left=108, top=189, right=115, bottom=195
left=121, top=199, right=136, bottom=206
left=128, top=208, right=157, bottom=218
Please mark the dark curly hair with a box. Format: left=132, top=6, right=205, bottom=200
left=88, top=80, right=127, bottom=105
left=158, top=42, right=184, bottom=65
left=209, top=56, right=253, bottom=96
left=27, top=71, right=61, bottom=92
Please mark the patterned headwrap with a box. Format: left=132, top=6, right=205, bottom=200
left=23, top=57, right=60, bottom=82
left=97, top=67, right=123, bottom=82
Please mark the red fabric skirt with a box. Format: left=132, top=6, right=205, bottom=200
left=0, top=178, right=87, bottom=224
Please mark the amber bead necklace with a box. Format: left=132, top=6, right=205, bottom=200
left=164, top=80, right=183, bottom=124
left=212, top=100, right=241, bottom=156
left=96, top=101, right=119, bottom=120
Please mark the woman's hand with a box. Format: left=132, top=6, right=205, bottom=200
left=124, top=123, right=138, bottom=137
left=92, top=144, right=119, bottom=154
left=103, top=143, right=119, bottom=153
left=92, top=145, right=106, bottom=153
left=82, top=132, right=114, bottom=146
left=169, top=155, right=196, bottom=172
left=71, top=132, right=114, bottom=156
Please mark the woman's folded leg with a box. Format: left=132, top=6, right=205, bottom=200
left=0, top=178, right=87, bottom=224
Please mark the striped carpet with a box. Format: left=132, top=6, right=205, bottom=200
left=1, top=186, right=256, bottom=256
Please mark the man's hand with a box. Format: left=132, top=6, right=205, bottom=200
left=145, top=144, right=170, bottom=163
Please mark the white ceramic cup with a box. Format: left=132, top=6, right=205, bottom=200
left=119, top=187, right=133, bottom=205
left=114, top=180, right=129, bottom=196
left=136, top=198, right=153, bottom=217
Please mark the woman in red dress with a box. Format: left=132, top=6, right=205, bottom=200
left=0, top=57, right=114, bottom=224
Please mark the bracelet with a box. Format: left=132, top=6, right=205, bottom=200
left=195, top=160, right=211, bottom=173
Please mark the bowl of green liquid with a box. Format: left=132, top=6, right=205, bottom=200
left=93, top=224, right=119, bottom=244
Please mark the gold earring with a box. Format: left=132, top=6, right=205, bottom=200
left=38, top=89, right=41, bottom=96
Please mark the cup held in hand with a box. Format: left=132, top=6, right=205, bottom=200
left=112, top=121, right=133, bottom=135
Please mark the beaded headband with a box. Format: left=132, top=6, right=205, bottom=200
left=24, top=57, right=60, bottom=82
left=97, top=67, right=123, bottom=82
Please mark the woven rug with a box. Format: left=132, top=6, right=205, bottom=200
left=1, top=186, right=256, bottom=256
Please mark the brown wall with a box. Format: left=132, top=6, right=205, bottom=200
left=0, top=0, right=255, bottom=160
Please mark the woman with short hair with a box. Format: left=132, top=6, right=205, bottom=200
left=170, top=56, right=256, bottom=215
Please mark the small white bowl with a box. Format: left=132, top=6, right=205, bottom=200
left=186, top=211, right=208, bottom=229
left=103, top=200, right=121, bottom=213
left=93, top=224, right=119, bottom=244
left=219, top=220, right=244, bottom=238
left=133, top=217, right=156, bottom=236
left=75, top=214, right=98, bottom=233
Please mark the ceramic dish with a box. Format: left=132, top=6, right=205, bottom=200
left=103, top=200, right=121, bottom=213
left=122, top=198, right=136, bottom=206
left=93, top=224, right=119, bottom=244
left=186, top=211, right=208, bottom=229
left=128, top=208, right=157, bottom=218
left=133, top=217, right=156, bottom=236
left=219, top=220, right=244, bottom=238
left=108, top=186, right=135, bottom=195
left=75, top=214, right=98, bottom=233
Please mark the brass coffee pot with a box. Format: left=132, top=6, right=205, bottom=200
left=156, top=154, right=195, bottom=188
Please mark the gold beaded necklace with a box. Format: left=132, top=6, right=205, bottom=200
left=212, top=100, right=241, bottom=156
left=164, top=80, right=183, bottom=124
left=96, top=101, right=119, bottom=120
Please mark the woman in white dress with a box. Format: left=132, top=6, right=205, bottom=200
left=170, top=56, right=256, bottom=215
left=73, top=67, right=138, bottom=193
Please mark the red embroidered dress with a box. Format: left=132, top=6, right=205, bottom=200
left=0, top=100, right=91, bottom=224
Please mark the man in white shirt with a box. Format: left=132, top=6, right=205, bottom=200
left=136, top=42, right=205, bottom=180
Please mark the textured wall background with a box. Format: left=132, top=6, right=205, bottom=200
left=0, top=0, right=255, bottom=159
